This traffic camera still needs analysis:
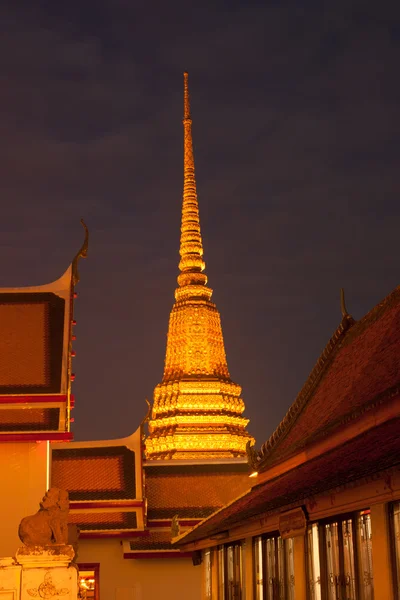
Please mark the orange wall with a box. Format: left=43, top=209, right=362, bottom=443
left=0, top=441, right=48, bottom=556
left=77, top=538, right=202, bottom=600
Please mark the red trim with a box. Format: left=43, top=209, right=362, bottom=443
left=124, top=551, right=193, bottom=559
left=149, top=519, right=202, bottom=528
left=0, top=395, right=67, bottom=404
left=0, top=432, right=73, bottom=442
left=72, top=500, right=143, bottom=510
left=80, top=530, right=148, bottom=539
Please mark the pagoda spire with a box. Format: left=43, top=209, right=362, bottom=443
left=176, top=72, right=209, bottom=298
left=145, top=73, right=253, bottom=460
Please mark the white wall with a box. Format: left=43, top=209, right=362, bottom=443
left=78, top=539, right=202, bottom=600
left=0, top=441, right=48, bottom=557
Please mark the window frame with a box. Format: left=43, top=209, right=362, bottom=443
left=252, top=531, right=295, bottom=600
left=307, top=509, right=374, bottom=600
left=217, top=542, right=243, bottom=600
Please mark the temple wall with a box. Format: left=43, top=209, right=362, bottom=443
left=0, top=441, right=48, bottom=556
left=77, top=538, right=202, bottom=600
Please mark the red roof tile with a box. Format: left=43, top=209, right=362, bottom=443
left=257, top=287, right=400, bottom=469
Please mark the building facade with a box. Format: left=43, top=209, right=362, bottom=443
left=176, top=287, right=400, bottom=600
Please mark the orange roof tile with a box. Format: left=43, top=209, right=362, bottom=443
left=0, top=407, right=59, bottom=432
left=69, top=511, right=137, bottom=531
left=128, top=530, right=175, bottom=552
left=145, top=462, right=250, bottom=519
left=52, top=446, right=136, bottom=500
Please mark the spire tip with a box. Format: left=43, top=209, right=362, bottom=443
left=183, top=72, right=190, bottom=120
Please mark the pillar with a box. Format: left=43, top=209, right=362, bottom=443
left=370, top=503, right=394, bottom=600
left=244, top=537, right=253, bottom=599
left=293, top=535, right=307, bottom=600
left=211, top=547, right=219, bottom=599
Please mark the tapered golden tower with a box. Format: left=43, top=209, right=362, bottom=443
left=145, top=73, right=253, bottom=459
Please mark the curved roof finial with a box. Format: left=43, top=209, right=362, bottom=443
left=340, top=287, right=349, bottom=318
left=142, top=398, right=152, bottom=423
left=140, top=398, right=152, bottom=441
left=72, top=219, right=89, bottom=285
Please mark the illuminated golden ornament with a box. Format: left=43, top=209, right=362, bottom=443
left=145, top=72, right=253, bottom=459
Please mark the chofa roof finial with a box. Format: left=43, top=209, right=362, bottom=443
left=72, top=219, right=89, bottom=286
left=340, top=287, right=349, bottom=318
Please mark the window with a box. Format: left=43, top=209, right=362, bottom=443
left=306, top=510, right=374, bottom=600
left=307, top=524, right=321, bottom=600
left=218, top=543, right=243, bottom=600
left=204, top=549, right=212, bottom=600
left=78, top=563, right=100, bottom=600
left=253, top=534, right=295, bottom=600
left=358, top=511, right=374, bottom=600
left=254, top=536, right=263, bottom=600
left=218, top=546, right=226, bottom=600
left=226, top=543, right=243, bottom=600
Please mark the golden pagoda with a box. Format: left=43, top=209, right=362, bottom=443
left=145, top=73, right=253, bottom=459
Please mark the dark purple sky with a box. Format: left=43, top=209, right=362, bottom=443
left=1, top=1, right=399, bottom=447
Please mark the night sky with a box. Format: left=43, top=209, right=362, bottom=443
left=1, top=1, right=399, bottom=447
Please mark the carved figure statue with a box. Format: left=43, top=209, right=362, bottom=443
left=171, top=514, right=180, bottom=538
left=19, top=488, right=70, bottom=546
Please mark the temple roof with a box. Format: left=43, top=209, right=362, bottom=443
left=51, top=425, right=250, bottom=543
left=0, top=221, right=88, bottom=440
left=254, top=285, right=400, bottom=471
left=126, top=531, right=183, bottom=554
left=0, top=272, right=73, bottom=397
left=145, top=461, right=251, bottom=520
left=52, top=444, right=137, bottom=501
left=127, top=459, right=250, bottom=556
left=51, top=429, right=145, bottom=536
